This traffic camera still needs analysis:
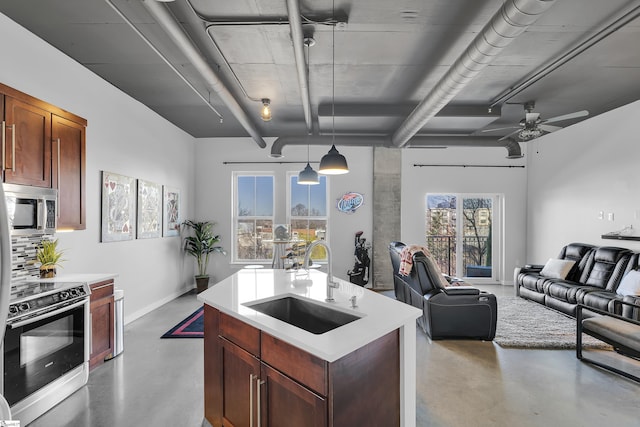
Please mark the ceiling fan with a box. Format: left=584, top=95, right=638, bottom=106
left=483, top=101, right=589, bottom=141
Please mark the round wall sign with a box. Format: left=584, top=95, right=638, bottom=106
left=337, top=192, right=364, bottom=213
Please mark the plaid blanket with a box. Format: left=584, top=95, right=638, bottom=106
left=399, top=244, right=431, bottom=276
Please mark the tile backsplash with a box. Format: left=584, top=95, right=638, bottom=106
left=10, top=234, right=53, bottom=296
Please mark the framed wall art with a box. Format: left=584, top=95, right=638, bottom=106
left=163, top=186, right=181, bottom=237
left=137, top=179, right=162, bottom=239
left=101, top=171, right=136, bottom=242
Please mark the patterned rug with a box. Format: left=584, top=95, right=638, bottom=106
left=495, top=296, right=610, bottom=350
left=161, top=306, right=204, bottom=338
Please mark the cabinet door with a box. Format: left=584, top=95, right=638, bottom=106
left=89, top=280, right=115, bottom=369
left=3, top=95, right=51, bottom=187
left=221, top=339, right=260, bottom=427
left=260, top=363, right=327, bottom=427
left=52, top=115, right=86, bottom=229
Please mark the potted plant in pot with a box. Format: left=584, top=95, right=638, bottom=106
left=183, top=220, right=226, bottom=293
left=36, top=239, right=65, bottom=278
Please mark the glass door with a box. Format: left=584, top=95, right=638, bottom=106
left=426, top=194, right=500, bottom=281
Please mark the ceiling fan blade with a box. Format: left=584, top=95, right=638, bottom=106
left=538, top=124, right=562, bottom=133
left=481, top=125, right=520, bottom=133
left=498, top=129, right=522, bottom=141
left=542, top=110, right=589, bottom=124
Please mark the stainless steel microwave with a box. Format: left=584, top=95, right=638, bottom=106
left=3, top=183, right=57, bottom=235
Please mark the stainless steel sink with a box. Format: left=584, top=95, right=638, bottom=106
left=245, top=296, right=361, bottom=334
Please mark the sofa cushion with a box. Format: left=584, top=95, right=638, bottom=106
left=545, top=280, right=600, bottom=304
left=579, top=291, right=622, bottom=313
left=616, top=269, right=640, bottom=296
left=540, top=258, right=576, bottom=279
left=579, top=247, right=631, bottom=291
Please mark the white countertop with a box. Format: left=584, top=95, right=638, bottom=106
left=197, top=269, right=421, bottom=362
left=29, top=273, right=119, bottom=285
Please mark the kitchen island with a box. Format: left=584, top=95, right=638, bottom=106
left=198, top=268, right=421, bottom=427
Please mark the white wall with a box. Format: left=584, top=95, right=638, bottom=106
left=0, top=13, right=196, bottom=323
left=526, top=100, right=640, bottom=263
left=401, top=145, right=528, bottom=285
left=194, top=139, right=374, bottom=283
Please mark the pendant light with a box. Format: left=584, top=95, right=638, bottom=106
left=319, top=0, right=349, bottom=175
left=298, top=37, right=320, bottom=185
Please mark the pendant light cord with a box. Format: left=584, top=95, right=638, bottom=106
left=331, top=0, right=335, bottom=145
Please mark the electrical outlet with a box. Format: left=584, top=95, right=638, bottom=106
left=598, top=211, right=604, bottom=220
left=608, top=212, right=615, bottom=221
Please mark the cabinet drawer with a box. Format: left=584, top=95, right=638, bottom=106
left=219, top=312, right=260, bottom=356
left=90, top=280, right=114, bottom=301
left=261, top=333, right=327, bottom=396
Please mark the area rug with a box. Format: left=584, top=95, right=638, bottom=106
left=161, top=306, right=204, bottom=338
left=495, top=296, right=610, bottom=350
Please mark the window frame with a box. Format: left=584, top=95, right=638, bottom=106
left=232, top=172, right=275, bottom=264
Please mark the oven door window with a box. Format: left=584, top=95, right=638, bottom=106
left=3, top=304, right=86, bottom=406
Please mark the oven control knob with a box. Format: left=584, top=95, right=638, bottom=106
left=18, top=302, right=30, bottom=312
left=69, top=288, right=78, bottom=297
left=8, top=305, right=18, bottom=315
left=60, top=291, right=70, bottom=300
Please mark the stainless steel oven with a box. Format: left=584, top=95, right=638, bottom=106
left=2, top=281, right=90, bottom=425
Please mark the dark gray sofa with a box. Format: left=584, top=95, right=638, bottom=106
left=514, top=243, right=640, bottom=319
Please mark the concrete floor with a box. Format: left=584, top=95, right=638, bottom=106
left=26, top=286, right=639, bottom=427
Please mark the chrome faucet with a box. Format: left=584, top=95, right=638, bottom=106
left=304, top=240, right=340, bottom=302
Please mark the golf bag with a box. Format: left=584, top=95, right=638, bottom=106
left=348, top=231, right=370, bottom=287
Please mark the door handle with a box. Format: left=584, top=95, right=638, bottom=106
left=256, top=379, right=265, bottom=427
left=249, top=374, right=256, bottom=427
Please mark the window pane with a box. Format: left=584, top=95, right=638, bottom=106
left=237, top=176, right=255, bottom=216
left=309, top=178, right=327, bottom=216
left=290, top=177, right=309, bottom=216
left=236, top=219, right=274, bottom=261
left=236, top=219, right=256, bottom=259
left=255, top=176, right=274, bottom=216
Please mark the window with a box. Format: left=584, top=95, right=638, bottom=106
left=233, top=173, right=274, bottom=262
left=425, top=193, right=500, bottom=281
left=288, top=174, right=328, bottom=260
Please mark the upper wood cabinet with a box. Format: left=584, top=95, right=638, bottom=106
left=2, top=94, right=52, bottom=187
left=1, top=83, right=87, bottom=230
left=52, top=115, right=86, bottom=230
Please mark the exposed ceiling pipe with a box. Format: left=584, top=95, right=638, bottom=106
left=270, top=136, right=522, bottom=159
left=141, top=0, right=267, bottom=148
left=391, top=0, right=556, bottom=148
left=286, top=0, right=313, bottom=133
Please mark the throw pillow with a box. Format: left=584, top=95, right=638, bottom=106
left=616, top=269, right=640, bottom=296
left=540, top=258, right=576, bottom=280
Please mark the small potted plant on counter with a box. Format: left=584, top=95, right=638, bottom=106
left=36, top=239, right=65, bottom=278
left=183, top=220, right=226, bottom=293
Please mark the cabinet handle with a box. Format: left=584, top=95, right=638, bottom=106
left=1, top=121, right=5, bottom=172
left=8, top=124, right=15, bottom=172
left=257, top=379, right=265, bottom=427
left=91, top=283, right=113, bottom=291
left=249, top=374, right=256, bottom=427
left=56, top=138, right=60, bottom=194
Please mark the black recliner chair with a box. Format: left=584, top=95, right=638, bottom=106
left=389, top=241, right=497, bottom=340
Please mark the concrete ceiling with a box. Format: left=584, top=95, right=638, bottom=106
left=1, top=0, right=639, bottom=153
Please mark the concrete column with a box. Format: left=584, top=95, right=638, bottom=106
left=372, top=146, right=401, bottom=290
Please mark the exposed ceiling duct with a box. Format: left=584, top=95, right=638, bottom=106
left=270, top=135, right=523, bottom=159
left=140, top=0, right=267, bottom=148
left=391, top=0, right=556, bottom=148
left=286, top=0, right=312, bottom=133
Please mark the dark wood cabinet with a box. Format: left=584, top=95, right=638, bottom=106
left=1, top=82, right=87, bottom=230
left=89, top=280, right=115, bottom=370
left=52, top=114, right=86, bottom=230
left=2, top=94, right=52, bottom=187
left=204, top=306, right=400, bottom=427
